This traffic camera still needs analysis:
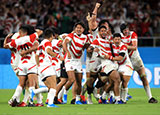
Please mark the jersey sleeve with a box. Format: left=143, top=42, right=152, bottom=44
left=90, top=39, right=99, bottom=48
left=65, top=33, right=73, bottom=41
left=131, top=32, right=138, bottom=42
left=119, top=44, right=127, bottom=54
left=44, top=41, right=52, bottom=52
left=8, top=39, right=16, bottom=48
left=29, top=33, right=39, bottom=43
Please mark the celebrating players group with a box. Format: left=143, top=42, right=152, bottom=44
left=3, top=2, right=158, bottom=108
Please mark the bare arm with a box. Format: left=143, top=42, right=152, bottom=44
left=62, top=38, right=71, bottom=59
left=47, top=48, right=64, bottom=61
left=3, top=33, right=13, bottom=49
left=20, top=42, right=39, bottom=57
left=104, top=55, right=123, bottom=61
left=35, top=54, right=39, bottom=66
left=125, top=41, right=137, bottom=51
left=90, top=3, right=101, bottom=30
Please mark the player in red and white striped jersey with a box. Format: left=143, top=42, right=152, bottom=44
left=51, top=37, right=68, bottom=104
left=63, top=22, right=90, bottom=104
left=89, top=26, right=122, bottom=104
left=105, top=33, right=133, bottom=103
left=4, top=26, right=43, bottom=106
left=36, top=28, right=63, bottom=107
left=86, top=3, right=115, bottom=103
left=120, top=23, right=158, bottom=103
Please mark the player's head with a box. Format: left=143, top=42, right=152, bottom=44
left=120, top=23, right=129, bottom=36
left=44, top=28, right=55, bottom=41
left=113, top=33, right=121, bottom=46
left=51, top=27, right=59, bottom=39
left=19, top=25, right=28, bottom=37
left=98, top=19, right=109, bottom=30
left=98, top=26, right=107, bottom=39
left=26, top=25, right=35, bottom=35
left=74, top=22, right=85, bottom=36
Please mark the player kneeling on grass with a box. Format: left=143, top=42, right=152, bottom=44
left=35, top=28, right=64, bottom=107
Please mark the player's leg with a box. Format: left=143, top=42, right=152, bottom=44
left=75, top=73, right=83, bottom=104
left=137, top=67, right=158, bottom=103
left=62, top=71, right=75, bottom=103
left=9, top=75, right=26, bottom=107
left=44, top=75, right=58, bottom=107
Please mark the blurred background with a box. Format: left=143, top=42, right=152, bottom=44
left=0, top=0, right=160, bottom=47
left=0, top=0, right=160, bottom=89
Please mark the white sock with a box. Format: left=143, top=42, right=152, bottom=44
left=22, top=89, right=30, bottom=103
left=63, top=86, right=68, bottom=95
left=34, top=87, right=48, bottom=94
left=97, top=94, right=101, bottom=98
left=12, top=85, right=23, bottom=102
left=58, top=87, right=64, bottom=99
left=144, top=85, right=152, bottom=99
left=48, top=88, right=56, bottom=105
left=102, top=91, right=108, bottom=100
left=36, top=93, right=43, bottom=104
left=29, top=86, right=35, bottom=103
left=115, top=96, right=120, bottom=101
left=109, top=91, right=115, bottom=97
left=29, top=87, right=35, bottom=94
left=121, top=88, right=128, bottom=102
left=76, top=95, right=80, bottom=102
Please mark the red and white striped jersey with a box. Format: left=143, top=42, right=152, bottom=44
left=111, top=42, right=130, bottom=65
left=8, top=33, right=38, bottom=64
left=65, top=33, right=89, bottom=59
left=91, top=38, right=111, bottom=56
left=121, top=31, right=138, bottom=57
left=87, top=34, right=95, bottom=44
left=51, top=39, right=63, bottom=66
left=37, top=39, right=53, bottom=66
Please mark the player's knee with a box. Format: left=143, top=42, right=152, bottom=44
left=140, top=74, right=147, bottom=78
left=95, top=79, right=105, bottom=88
left=87, top=85, right=94, bottom=94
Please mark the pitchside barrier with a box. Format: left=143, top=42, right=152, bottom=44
left=0, top=48, right=160, bottom=89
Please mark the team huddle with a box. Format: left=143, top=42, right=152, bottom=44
left=3, top=2, right=158, bottom=108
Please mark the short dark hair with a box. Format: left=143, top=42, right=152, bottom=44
left=19, top=25, right=28, bottom=34
left=120, top=23, right=128, bottom=33
left=51, top=27, right=59, bottom=35
left=26, top=25, right=35, bottom=35
left=98, top=19, right=109, bottom=27
left=74, top=21, right=85, bottom=30
left=98, top=19, right=114, bottom=34
left=113, top=33, right=121, bottom=38
left=44, top=28, right=54, bottom=38
left=98, top=26, right=107, bottom=31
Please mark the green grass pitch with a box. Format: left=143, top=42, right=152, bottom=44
left=0, top=88, right=160, bottom=115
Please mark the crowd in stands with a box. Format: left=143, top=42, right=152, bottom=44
left=0, top=0, right=160, bottom=38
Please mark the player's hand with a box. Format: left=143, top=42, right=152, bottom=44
left=104, top=55, right=109, bottom=59
left=35, top=29, right=43, bottom=36
left=20, top=50, right=27, bottom=57
left=87, top=47, right=94, bottom=53
left=59, top=56, right=64, bottom=61
left=86, top=12, right=91, bottom=22
left=94, top=48, right=99, bottom=52
left=6, top=33, right=13, bottom=38
left=62, top=35, right=67, bottom=39
left=95, top=2, right=101, bottom=9
left=68, top=52, right=71, bottom=59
